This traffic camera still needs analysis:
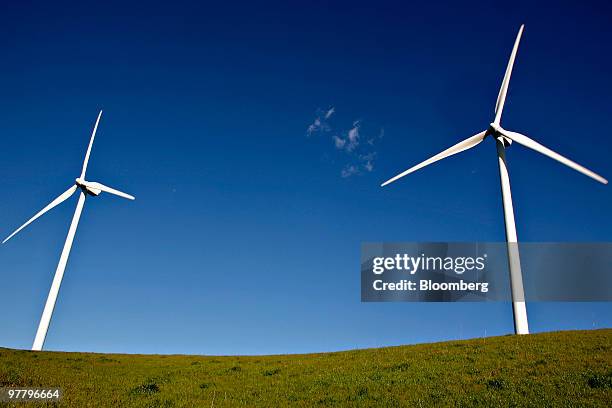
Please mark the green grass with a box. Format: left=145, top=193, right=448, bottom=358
left=1, top=329, right=610, bottom=407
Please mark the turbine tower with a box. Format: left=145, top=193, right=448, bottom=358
left=3, top=111, right=134, bottom=350
left=381, top=25, right=607, bottom=334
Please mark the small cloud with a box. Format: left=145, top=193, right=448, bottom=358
left=360, top=152, right=376, bottom=161
left=341, top=164, right=359, bottom=178
left=306, top=106, right=334, bottom=137
left=368, top=127, right=384, bottom=146
left=346, top=121, right=360, bottom=152
left=307, top=117, right=329, bottom=137
left=360, top=152, right=376, bottom=172
left=332, top=121, right=360, bottom=153
left=306, top=107, right=382, bottom=178
left=333, top=135, right=346, bottom=149
left=306, top=121, right=317, bottom=136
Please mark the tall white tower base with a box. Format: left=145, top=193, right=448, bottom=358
left=496, top=137, right=529, bottom=335
left=32, top=192, right=86, bottom=351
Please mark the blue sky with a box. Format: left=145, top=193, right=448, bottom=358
left=0, top=0, right=611, bottom=355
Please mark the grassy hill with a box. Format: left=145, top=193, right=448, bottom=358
left=1, top=329, right=611, bottom=407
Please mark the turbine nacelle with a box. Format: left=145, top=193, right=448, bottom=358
left=78, top=178, right=134, bottom=200
left=75, top=178, right=101, bottom=196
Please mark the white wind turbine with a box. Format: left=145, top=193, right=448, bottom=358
left=3, top=110, right=134, bottom=350
left=381, top=25, right=607, bottom=335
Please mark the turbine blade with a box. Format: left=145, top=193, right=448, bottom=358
left=3, top=185, right=78, bottom=244
left=494, top=25, right=524, bottom=125
left=381, top=130, right=487, bottom=187
left=85, top=181, right=135, bottom=200
left=80, top=110, right=103, bottom=179
left=499, top=129, right=608, bottom=184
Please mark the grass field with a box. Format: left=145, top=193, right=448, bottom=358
left=1, top=329, right=611, bottom=407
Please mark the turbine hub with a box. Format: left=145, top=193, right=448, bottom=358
left=488, top=122, right=502, bottom=135
left=487, top=123, right=512, bottom=146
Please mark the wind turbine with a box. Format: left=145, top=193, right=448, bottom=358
left=3, top=110, right=134, bottom=350
left=381, top=25, right=607, bottom=335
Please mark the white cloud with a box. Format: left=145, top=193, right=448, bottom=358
left=346, top=121, right=360, bottom=152
left=307, top=117, right=330, bottom=137
left=360, top=152, right=376, bottom=161
left=332, top=121, right=360, bottom=153
left=360, top=152, right=376, bottom=172
left=367, top=127, right=384, bottom=146
left=307, top=107, right=382, bottom=178
left=306, top=119, right=320, bottom=136
left=333, top=135, right=346, bottom=149
left=306, top=106, right=335, bottom=137
left=341, top=164, right=359, bottom=178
